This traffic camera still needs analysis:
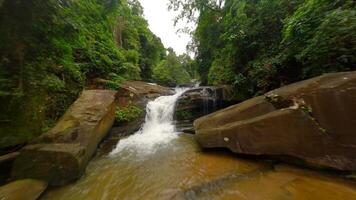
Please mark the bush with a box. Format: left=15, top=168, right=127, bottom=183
left=115, top=105, right=144, bottom=123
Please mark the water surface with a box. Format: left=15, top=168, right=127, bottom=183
left=42, top=88, right=356, bottom=200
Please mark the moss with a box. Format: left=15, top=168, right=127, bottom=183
left=0, top=91, right=45, bottom=148
left=176, top=110, right=194, bottom=120
left=301, top=105, right=313, bottom=115
left=115, top=105, right=144, bottom=123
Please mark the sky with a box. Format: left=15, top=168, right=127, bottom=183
left=138, top=0, right=191, bottom=55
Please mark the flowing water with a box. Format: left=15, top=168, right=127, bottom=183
left=110, top=88, right=188, bottom=157
left=42, top=89, right=356, bottom=200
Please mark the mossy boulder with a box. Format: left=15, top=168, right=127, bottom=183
left=11, top=90, right=117, bottom=186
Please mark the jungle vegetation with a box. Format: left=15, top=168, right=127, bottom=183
left=0, top=0, right=193, bottom=148
left=169, top=0, right=355, bottom=98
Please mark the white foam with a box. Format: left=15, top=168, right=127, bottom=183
left=110, top=87, right=189, bottom=156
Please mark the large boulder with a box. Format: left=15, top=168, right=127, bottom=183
left=0, top=179, right=47, bottom=200
left=195, top=71, right=356, bottom=171
left=11, top=90, right=117, bottom=186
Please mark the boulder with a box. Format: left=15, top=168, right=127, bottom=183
left=0, top=152, right=19, bottom=184
left=0, top=152, right=19, bottom=165
left=91, top=79, right=172, bottom=104
left=0, top=179, right=47, bottom=200
left=11, top=90, right=117, bottom=186
left=176, top=86, right=237, bottom=122
left=266, top=72, right=356, bottom=146
left=195, top=71, right=356, bottom=171
left=194, top=95, right=276, bottom=131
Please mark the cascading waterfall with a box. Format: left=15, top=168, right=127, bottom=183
left=110, top=87, right=189, bottom=156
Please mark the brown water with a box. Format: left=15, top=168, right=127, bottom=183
left=42, top=134, right=356, bottom=200
left=42, top=90, right=356, bottom=199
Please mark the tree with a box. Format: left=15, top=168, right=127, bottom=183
left=152, top=48, right=192, bottom=86
left=169, top=0, right=355, bottom=100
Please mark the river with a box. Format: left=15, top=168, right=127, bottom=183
left=42, top=88, right=356, bottom=200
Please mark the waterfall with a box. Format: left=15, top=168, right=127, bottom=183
left=110, top=87, right=189, bottom=156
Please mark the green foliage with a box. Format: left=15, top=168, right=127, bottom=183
left=176, top=110, right=193, bottom=120
left=0, top=0, right=165, bottom=148
left=282, top=0, right=356, bottom=77
left=170, top=0, right=356, bottom=100
left=152, top=49, right=192, bottom=86
left=208, top=59, right=235, bottom=85
left=115, top=105, right=144, bottom=123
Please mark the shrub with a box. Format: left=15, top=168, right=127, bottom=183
left=115, top=105, right=144, bottom=123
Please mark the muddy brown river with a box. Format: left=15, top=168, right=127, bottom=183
left=41, top=134, right=356, bottom=200
left=41, top=88, right=356, bottom=200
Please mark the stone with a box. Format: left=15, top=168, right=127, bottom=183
left=266, top=72, right=356, bottom=146
left=0, top=152, right=20, bottom=184
left=0, top=152, right=19, bottom=165
left=195, top=71, right=356, bottom=170
left=194, top=95, right=276, bottom=131
left=176, top=86, right=238, bottom=122
left=11, top=90, right=117, bottom=186
left=183, top=165, right=356, bottom=200
left=0, top=179, right=47, bottom=200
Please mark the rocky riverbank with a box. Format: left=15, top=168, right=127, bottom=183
left=1, top=75, right=356, bottom=199
left=195, top=71, right=356, bottom=171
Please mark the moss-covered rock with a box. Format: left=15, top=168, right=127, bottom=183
left=11, top=90, right=117, bottom=186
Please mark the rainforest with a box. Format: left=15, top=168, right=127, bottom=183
left=0, top=0, right=355, bottom=199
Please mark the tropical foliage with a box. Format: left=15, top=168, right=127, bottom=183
left=0, top=0, right=192, bottom=148
left=115, top=105, right=144, bottom=123
left=153, top=48, right=194, bottom=86
left=170, top=0, right=356, bottom=99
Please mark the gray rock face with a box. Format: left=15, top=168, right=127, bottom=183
left=11, top=90, right=117, bottom=186
left=195, top=71, right=356, bottom=171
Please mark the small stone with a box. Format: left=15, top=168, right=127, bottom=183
left=224, top=137, right=230, bottom=142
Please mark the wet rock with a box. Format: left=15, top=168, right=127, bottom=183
left=0, top=152, right=20, bottom=184
left=11, top=90, right=117, bottom=186
left=97, top=118, right=145, bottom=156
left=0, top=152, right=19, bottom=165
left=91, top=79, right=172, bottom=104
left=182, top=164, right=356, bottom=200
left=194, top=95, right=276, bottom=131
left=176, top=86, right=237, bottom=122
left=195, top=71, right=356, bottom=171
left=0, top=179, right=47, bottom=200
left=175, top=120, right=195, bottom=134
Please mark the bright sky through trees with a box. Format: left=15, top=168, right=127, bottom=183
left=138, top=0, right=191, bottom=55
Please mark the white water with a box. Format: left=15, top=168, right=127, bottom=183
left=110, top=87, right=189, bottom=156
